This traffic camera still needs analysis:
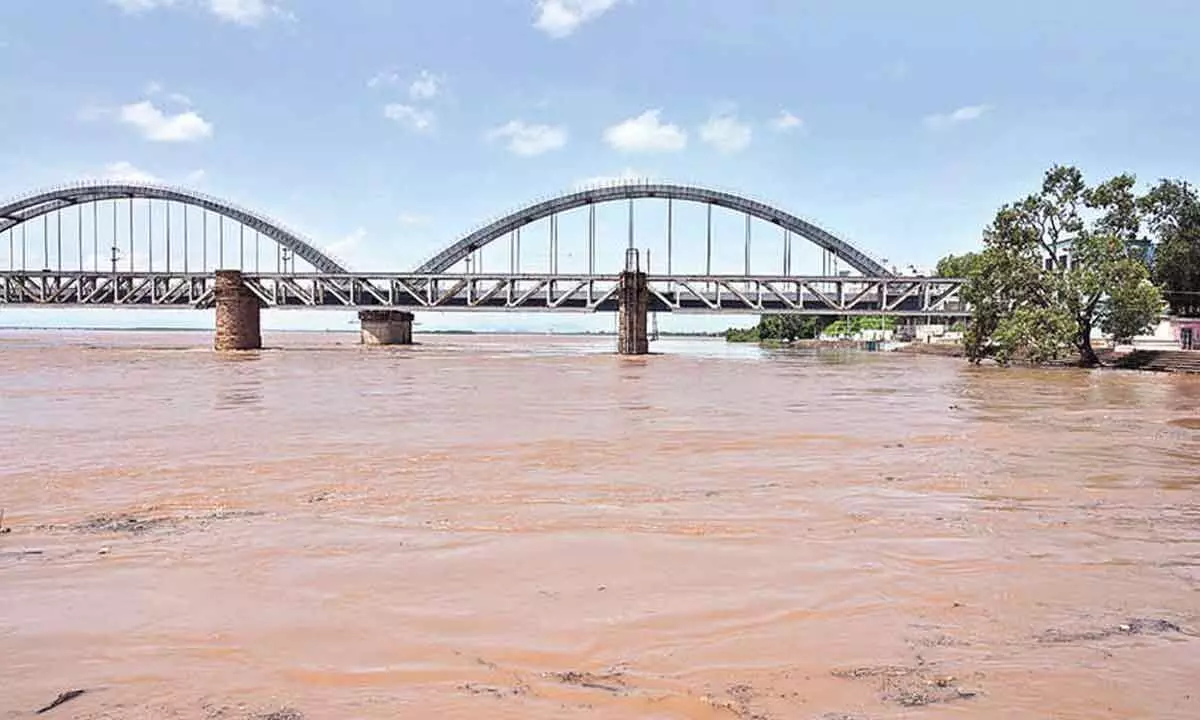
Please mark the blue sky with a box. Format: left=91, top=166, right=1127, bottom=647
left=1, top=0, right=1199, bottom=331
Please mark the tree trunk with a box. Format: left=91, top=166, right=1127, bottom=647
left=1076, top=323, right=1100, bottom=366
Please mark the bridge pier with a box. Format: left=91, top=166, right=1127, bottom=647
left=214, top=270, right=262, bottom=351
left=617, top=268, right=649, bottom=355
left=359, top=310, right=414, bottom=345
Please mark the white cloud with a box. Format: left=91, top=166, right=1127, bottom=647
left=698, top=113, right=752, bottom=153
left=367, top=70, right=400, bottom=88
left=143, top=81, right=193, bottom=106
left=101, top=161, right=160, bottom=184
left=383, top=103, right=435, bottom=132
left=923, top=104, right=990, bottom=130
left=603, top=110, right=686, bottom=153
left=325, top=228, right=367, bottom=266
left=368, top=68, right=444, bottom=99
left=81, top=163, right=207, bottom=187
left=487, top=120, right=568, bottom=156
left=771, top=110, right=804, bottom=132
left=575, top=168, right=651, bottom=189
left=208, top=0, right=276, bottom=24
left=398, top=213, right=429, bottom=225
left=534, top=0, right=622, bottom=38
left=108, top=0, right=177, bottom=12
left=408, top=70, right=441, bottom=100
left=107, top=0, right=289, bottom=25
left=119, top=100, right=214, bottom=142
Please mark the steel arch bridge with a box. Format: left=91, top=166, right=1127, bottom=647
left=0, top=179, right=966, bottom=318
left=0, top=182, right=348, bottom=274
left=419, top=181, right=893, bottom=277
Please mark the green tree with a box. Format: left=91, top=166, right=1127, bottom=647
left=759, top=314, right=826, bottom=341
left=1139, top=179, right=1200, bottom=316
left=725, top=315, right=830, bottom=343
left=724, top=325, right=761, bottom=342
left=1086, top=173, right=1142, bottom=246
left=935, top=251, right=985, bottom=278
left=823, top=316, right=896, bottom=337
left=963, top=165, right=1162, bottom=366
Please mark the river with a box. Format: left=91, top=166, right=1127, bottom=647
left=1, top=330, right=1197, bottom=719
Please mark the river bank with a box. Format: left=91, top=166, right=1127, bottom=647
left=893, top=343, right=1200, bottom=373
left=743, top=338, right=1200, bottom=374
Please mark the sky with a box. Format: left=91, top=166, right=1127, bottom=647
left=1, top=0, right=1199, bottom=331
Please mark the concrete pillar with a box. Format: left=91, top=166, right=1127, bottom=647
left=617, top=269, right=649, bottom=355
left=359, top=309, right=414, bottom=346
left=214, top=270, right=262, bottom=351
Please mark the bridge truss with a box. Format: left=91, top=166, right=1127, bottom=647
left=0, top=271, right=967, bottom=317
left=0, top=181, right=348, bottom=276
left=420, top=182, right=897, bottom=277
left=0, top=179, right=968, bottom=319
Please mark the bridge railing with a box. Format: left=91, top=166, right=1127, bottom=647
left=0, top=270, right=968, bottom=317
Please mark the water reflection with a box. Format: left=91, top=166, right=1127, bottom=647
left=214, top=351, right=264, bottom=409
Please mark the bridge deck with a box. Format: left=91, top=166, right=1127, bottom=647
left=0, top=271, right=969, bottom=317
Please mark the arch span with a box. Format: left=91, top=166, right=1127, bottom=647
left=417, top=182, right=892, bottom=276
left=0, top=182, right=349, bottom=273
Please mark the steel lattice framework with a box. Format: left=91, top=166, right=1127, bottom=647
left=0, top=271, right=968, bottom=317
left=418, top=182, right=894, bottom=277
left=0, top=180, right=972, bottom=318
left=0, top=182, right=349, bottom=273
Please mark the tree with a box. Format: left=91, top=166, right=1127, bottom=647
left=962, top=165, right=1163, bottom=366
left=759, top=314, right=826, bottom=341
left=724, top=315, right=830, bottom=343
left=1139, top=179, right=1200, bottom=316
left=935, top=251, right=985, bottom=278
left=962, top=245, right=1052, bottom=362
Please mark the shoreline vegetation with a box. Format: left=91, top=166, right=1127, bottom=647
left=936, top=164, right=1198, bottom=367
left=724, top=163, right=1200, bottom=375
left=724, top=334, right=1200, bottom=374
left=723, top=315, right=891, bottom=344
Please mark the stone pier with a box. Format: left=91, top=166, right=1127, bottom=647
left=617, top=269, right=649, bottom=355
left=214, top=270, right=262, bottom=351
left=359, top=309, right=414, bottom=346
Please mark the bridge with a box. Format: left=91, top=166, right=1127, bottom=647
left=0, top=181, right=967, bottom=353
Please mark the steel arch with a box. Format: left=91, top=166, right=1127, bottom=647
left=0, top=182, right=349, bottom=273
left=417, top=182, right=892, bottom=276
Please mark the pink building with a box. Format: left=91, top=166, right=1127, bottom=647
left=1175, top=319, right=1200, bottom=350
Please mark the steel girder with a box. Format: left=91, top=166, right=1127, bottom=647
left=0, top=271, right=967, bottom=317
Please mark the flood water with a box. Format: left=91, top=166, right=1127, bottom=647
left=1, top=330, right=1198, bottom=719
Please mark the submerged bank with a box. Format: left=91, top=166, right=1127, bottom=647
left=741, top=338, right=1200, bottom=374
left=1110, top=349, right=1200, bottom=374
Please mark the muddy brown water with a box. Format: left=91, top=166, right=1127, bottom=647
left=1, top=330, right=1198, bottom=719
